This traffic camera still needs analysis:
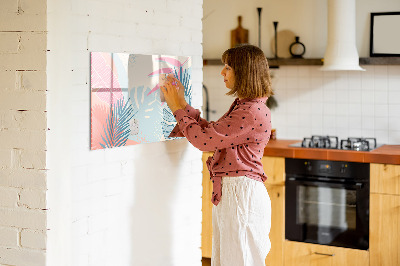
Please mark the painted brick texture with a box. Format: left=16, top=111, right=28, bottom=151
left=0, top=0, right=48, bottom=265
left=46, top=0, right=203, bottom=266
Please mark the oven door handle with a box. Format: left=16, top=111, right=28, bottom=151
left=287, top=177, right=364, bottom=189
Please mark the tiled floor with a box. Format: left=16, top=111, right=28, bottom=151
left=202, top=257, right=211, bottom=266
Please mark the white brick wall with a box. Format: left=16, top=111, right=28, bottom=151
left=47, top=1, right=203, bottom=266
left=0, top=0, right=48, bottom=265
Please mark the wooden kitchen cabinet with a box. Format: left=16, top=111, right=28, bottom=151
left=370, top=163, right=400, bottom=195
left=370, top=163, right=400, bottom=266
left=284, top=241, right=369, bottom=266
left=261, top=156, right=285, bottom=186
left=262, top=156, right=285, bottom=266
left=201, top=154, right=286, bottom=265
left=264, top=184, right=285, bottom=266
left=370, top=193, right=400, bottom=266
left=202, top=152, right=213, bottom=258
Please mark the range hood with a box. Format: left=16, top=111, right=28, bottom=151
left=320, top=0, right=365, bottom=71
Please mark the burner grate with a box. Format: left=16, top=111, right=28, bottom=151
left=301, top=135, right=339, bottom=149
left=340, top=137, right=377, bottom=151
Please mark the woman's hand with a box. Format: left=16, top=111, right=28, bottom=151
left=160, top=75, right=187, bottom=113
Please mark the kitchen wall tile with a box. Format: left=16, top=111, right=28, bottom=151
left=323, top=86, right=336, bottom=103
left=298, top=77, right=311, bottom=89
left=336, top=103, right=349, bottom=116
left=361, top=104, right=375, bottom=117
left=374, top=65, right=388, bottom=77
left=204, top=65, right=399, bottom=144
left=296, top=127, right=312, bottom=138
left=336, top=128, right=349, bottom=140
left=388, top=117, right=400, bottom=131
left=361, top=74, right=374, bottom=91
left=323, top=115, right=336, bottom=129
left=298, top=67, right=311, bottom=78
left=287, top=113, right=300, bottom=127
left=310, top=77, right=324, bottom=90
left=388, top=104, right=400, bottom=117
left=310, top=66, right=324, bottom=77
left=349, top=116, right=362, bottom=129
left=273, top=76, right=286, bottom=90
left=387, top=65, right=400, bottom=76
left=323, top=103, right=336, bottom=115
left=374, top=77, right=388, bottom=91
left=375, top=117, right=389, bottom=129
left=311, top=86, right=323, bottom=101
left=362, top=129, right=375, bottom=138
left=336, top=115, right=348, bottom=128
left=322, top=70, right=335, bottom=78
left=375, top=104, right=389, bottom=117
left=388, top=91, right=400, bottom=104
left=362, top=65, right=375, bottom=74
left=311, top=102, right=324, bottom=115
left=298, top=102, right=312, bottom=114
left=324, top=127, right=337, bottom=135
left=286, top=126, right=301, bottom=139
left=311, top=114, right=324, bottom=128
left=388, top=75, right=400, bottom=91
left=361, top=90, right=374, bottom=103
left=311, top=127, right=325, bottom=136
left=374, top=90, right=388, bottom=104
left=388, top=131, right=400, bottom=143
left=298, top=89, right=313, bottom=103
left=285, top=66, right=298, bottom=77
left=374, top=130, right=389, bottom=144
left=362, top=116, right=375, bottom=130
left=348, top=71, right=362, bottom=90
left=348, top=90, right=362, bottom=103
left=286, top=77, right=299, bottom=89
left=336, top=90, right=349, bottom=103
left=348, top=103, right=362, bottom=116
left=335, top=72, right=349, bottom=90
left=349, top=128, right=363, bottom=137
left=272, top=67, right=286, bottom=78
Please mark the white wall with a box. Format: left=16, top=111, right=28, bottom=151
left=47, top=0, right=203, bottom=266
left=0, top=0, right=48, bottom=265
left=203, top=0, right=400, bottom=145
left=203, top=0, right=400, bottom=58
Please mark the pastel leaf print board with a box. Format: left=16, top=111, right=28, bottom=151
left=90, top=52, right=192, bottom=150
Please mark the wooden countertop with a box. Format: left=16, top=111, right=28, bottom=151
left=263, top=139, right=400, bottom=165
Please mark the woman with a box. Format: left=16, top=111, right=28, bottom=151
left=161, top=44, right=273, bottom=266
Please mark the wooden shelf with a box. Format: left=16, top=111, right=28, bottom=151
left=203, top=58, right=323, bottom=67
left=203, top=57, right=400, bottom=67
left=359, top=57, right=400, bottom=65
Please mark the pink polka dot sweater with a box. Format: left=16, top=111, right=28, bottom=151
left=169, top=97, right=271, bottom=206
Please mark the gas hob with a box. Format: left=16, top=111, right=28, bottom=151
left=289, top=135, right=383, bottom=151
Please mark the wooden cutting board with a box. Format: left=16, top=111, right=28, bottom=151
left=231, top=16, right=249, bottom=48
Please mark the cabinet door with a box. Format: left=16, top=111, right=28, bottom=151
left=264, top=184, right=284, bottom=266
left=370, top=163, right=400, bottom=195
left=201, top=152, right=213, bottom=258
left=284, top=241, right=369, bottom=266
left=261, top=156, right=285, bottom=185
left=370, top=193, right=400, bottom=266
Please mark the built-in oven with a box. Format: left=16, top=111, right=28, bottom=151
left=285, top=158, right=370, bottom=250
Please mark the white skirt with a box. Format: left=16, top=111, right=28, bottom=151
left=212, top=176, right=271, bottom=266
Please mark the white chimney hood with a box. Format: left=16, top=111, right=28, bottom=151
left=320, top=0, right=365, bottom=71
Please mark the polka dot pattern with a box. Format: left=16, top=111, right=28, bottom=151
left=169, top=97, right=272, bottom=206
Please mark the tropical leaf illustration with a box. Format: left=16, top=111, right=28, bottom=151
left=128, top=86, right=164, bottom=143
left=99, top=98, right=136, bottom=149
left=162, top=107, right=178, bottom=140
left=160, top=57, right=192, bottom=139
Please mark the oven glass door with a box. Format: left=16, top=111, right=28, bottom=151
left=286, top=179, right=369, bottom=250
